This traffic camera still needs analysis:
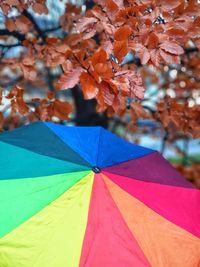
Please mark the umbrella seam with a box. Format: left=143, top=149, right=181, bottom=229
left=44, top=122, right=92, bottom=167
left=96, top=127, right=102, bottom=167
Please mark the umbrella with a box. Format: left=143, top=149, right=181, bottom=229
left=0, top=121, right=199, bottom=267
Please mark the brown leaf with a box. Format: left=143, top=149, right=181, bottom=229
left=128, top=71, right=145, bottom=99
left=47, top=92, right=55, bottom=100
left=15, top=15, right=31, bottom=34
left=80, top=72, right=98, bottom=99
left=16, top=97, right=29, bottom=115
left=147, top=32, right=159, bottom=49
left=105, top=0, right=119, bottom=12
left=20, top=64, right=37, bottom=80
left=0, top=3, right=10, bottom=15
left=5, top=18, right=16, bottom=32
left=160, top=41, right=184, bottom=55
left=114, top=25, right=132, bottom=41
left=91, top=48, right=107, bottom=65
left=32, top=2, right=48, bottom=15
left=150, top=49, right=162, bottom=67
left=160, top=49, right=180, bottom=64
left=129, top=42, right=150, bottom=65
left=57, top=67, right=83, bottom=90
left=52, top=100, right=73, bottom=120
left=76, top=17, right=98, bottom=40
left=98, top=81, right=115, bottom=106
left=113, top=40, right=128, bottom=62
left=4, top=0, right=20, bottom=5
left=131, top=102, right=150, bottom=121
left=101, top=22, right=115, bottom=35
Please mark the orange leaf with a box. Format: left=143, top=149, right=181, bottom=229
left=16, top=98, right=29, bottom=115
left=150, top=49, right=162, bottom=67
left=131, top=102, right=150, bottom=121
left=159, top=49, right=180, bottom=64
left=5, top=18, right=16, bottom=32
left=0, top=3, right=10, bottom=15
left=52, top=100, right=73, bottom=121
left=76, top=17, right=98, bottom=40
left=32, top=2, right=48, bottom=15
left=15, top=15, right=31, bottom=34
left=98, top=81, right=115, bottom=106
left=47, top=92, right=55, bottom=100
left=80, top=72, right=98, bottom=99
left=160, top=41, right=184, bottom=55
left=106, top=0, right=119, bottom=12
left=113, top=40, right=128, bottom=62
left=57, top=67, right=83, bottom=90
left=147, top=32, right=159, bottom=49
left=129, top=42, right=150, bottom=65
left=91, top=48, right=107, bottom=65
left=114, top=25, right=132, bottom=41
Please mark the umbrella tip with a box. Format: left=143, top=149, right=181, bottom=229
left=92, top=166, right=101, bottom=173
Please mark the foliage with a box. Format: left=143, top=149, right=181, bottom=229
left=0, top=0, right=199, bottom=185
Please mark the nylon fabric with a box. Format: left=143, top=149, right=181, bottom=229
left=104, top=152, right=194, bottom=188
left=103, top=171, right=200, bottom=238
left=0, top=171, right=90, bottom=238
left=103, top=175, right=200, bottom=267
left=45, top=122, right=101, bottom=166
left=0, top=121, right=90, bottom=166
left=0, top=173, right=94, bottom=267
left=79, top=173, right=151, bottom=267
left=97, top=128, right=155, bottom=167
left=0, top=141, right=89, bottom=180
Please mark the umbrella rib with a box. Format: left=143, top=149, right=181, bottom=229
left=95, top=127, right=102, bottom=167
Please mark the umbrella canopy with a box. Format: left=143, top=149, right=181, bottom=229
left=0, top=121, right=199, bottom=267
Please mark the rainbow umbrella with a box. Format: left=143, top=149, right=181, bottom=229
left=0, top=121, right=200, bottom=267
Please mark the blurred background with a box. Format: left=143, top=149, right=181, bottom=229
left=0, top=0, right=199, bottom=187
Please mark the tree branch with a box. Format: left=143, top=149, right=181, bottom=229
left=22, top=10, right=46, bottom=42
left=0, top=29, right=25, bottom=41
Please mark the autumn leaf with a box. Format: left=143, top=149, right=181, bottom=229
left=129, top=42, right=150, bottom=65
left=57, top=67, right=83, bottom=90
left=147, top=32, right=159, bottom=49
left=16, top=97, right=29, bottom=115
left=113, top=40, right=128, bottom=62
left=150, top=49, right=162, bottom=67
left=47, top=92, right=55, bottom=100
left=160, top=41, right=184, bottom=55
left=105, top=0, right=119, bottom=12
left=90, top=49, right=112, bottom=81
left=114, top=25, right=132, bottom=41
left=76, top=17, right=98, bottom=39
left=159, top=49, right=180, bottom=64
left=98, top=81, right=115, bottom=106
left=20, top=64, right=37, bottom=81
left=7, top=87, right=29, bottom=116
left=52, top=100, right=73, bottom=120
left=32, top=2, right=48, bottom=15
left=80, top=72, right=98, bottom=99
left=91, top=48, right=108, bottom=65
left=128, top=71, right=145, bottom=99
left=5, top=18, right=16, bottom=32
left=102, top=22, right=115, bottom=35
left=15, top=15, right=31, bottom=34
left=131, top=102, right=150, bottom=122
left=3, top=0, right=20, bottom=5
